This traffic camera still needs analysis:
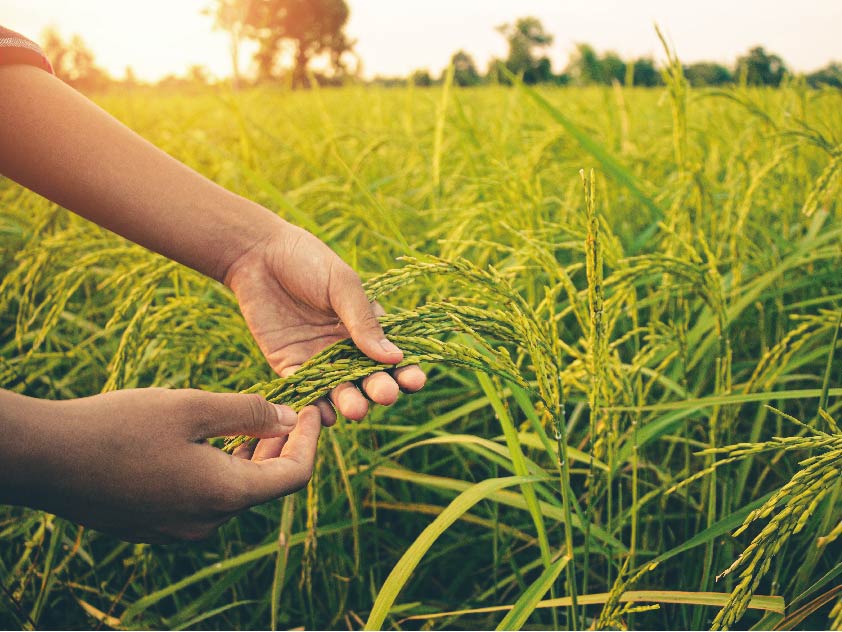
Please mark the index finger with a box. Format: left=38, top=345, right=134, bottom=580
left=328, top=265, right=403, bottom=365
left=234, top=406, right=322, bottom=506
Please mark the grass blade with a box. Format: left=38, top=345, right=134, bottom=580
left=476, top=372, right=553, bottom=567
left=122, top=519, right=366, bottom=624
left=364, top=475, right=544, bottom=630
left=496, top=553, right=569, bottom=631
left=406, top=590, right=784, bottom=622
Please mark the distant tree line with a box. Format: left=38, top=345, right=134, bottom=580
left=390, top=17, right=842, bottom=90
left=41, top=8, right=842, bottom=92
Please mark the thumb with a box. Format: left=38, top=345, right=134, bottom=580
left=187, top=391, right=298, bottom=440
left=329, top=263, right=403, bottom=365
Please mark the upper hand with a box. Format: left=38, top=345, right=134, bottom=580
left=223, top=221, right=425, bottom=425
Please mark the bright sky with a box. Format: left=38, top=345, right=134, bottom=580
left=2, top=0, right=841, bottom=81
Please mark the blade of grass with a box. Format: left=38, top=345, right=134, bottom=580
left=405, top=590, right=784, bottom=622
left=771, top=585, right=842, bottom=630
left=506, top=71, right=663, bottom=252
left=819, top=308, right=842, bottom=414
left=363, top=475, right=544, bottom=630
left=644, top=493, right=772, bottom=569
left=173, top=600, right=256, bottom=631
left=611, top=387, right=842, bottom=413
left=370, top=465, right=625, bottom=551
left=122, top=519, right=366, bottom=624
left=271, top=495, right=295, bottom=631
left=476, top=373, right=554, bottom=568
left=433, top=63, right=454, bottom=196
left=497, top=552, right=569, bottom=631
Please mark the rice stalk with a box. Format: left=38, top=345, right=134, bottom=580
left=667, top=408, right=842, bottom=630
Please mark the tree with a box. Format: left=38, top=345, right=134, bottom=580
left=204, top=0, right=249, bottom=89
left=735, top=46, right=788, bottom=86
left=600, top=51, right=626, bottom=84
left=529, top=57, right=554, bottom=84
left=450, top=50, right=480, bottom=87
left=325, top=30, right=355, bottom=80
left=806, top=62, right=842, bottom=89
left=565, top=43, right=603, bottom=85
left=630, top=57, right=661, bottom=87
left=496, top=17, right=554, bottom=84
left=684, top=62, right=733, bottom=87
left=123, top=66, right=138, bottom=86
left=186, top=65, right=211, bottom=85
left=214, top=0, right=353, bottom=88
left=485, top=58, right=509, bottom=85
left=567, top=49, right=659, bottom=87
left=410, top=69, right=432, bottom=87
left=40, top=27, right=110, bottom=92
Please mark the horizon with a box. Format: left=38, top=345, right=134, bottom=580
left=2, top=0, right=841, bottom=82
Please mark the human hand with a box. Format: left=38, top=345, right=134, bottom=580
left=1, top=388, right=320, bottom=543
left=0, top=66, right=423, bottom=424
left=223, top=220, right=426, bottom=425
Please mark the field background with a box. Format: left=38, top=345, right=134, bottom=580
left=2, top=76, right=842, bottom=630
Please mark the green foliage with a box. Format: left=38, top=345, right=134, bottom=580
left=736, top=46, right=789, bottom=87
left=410, top=68, right=433, bottom=87
left=566, top=43, right=603, bottom=85
left=566, top=45, right=660, bottom=87
left=630, top=57, right=661, bottom=87
left=450, top=50, right=481, bottom=87
left=496, top=17, right=555, bottom=85
left=224, top=0, right=352, bottom=86
left=2, top=77, right=842, bottom=630
left=807, top=62, right=842, bottom=89
left=684, top=62, right=734, bottom=87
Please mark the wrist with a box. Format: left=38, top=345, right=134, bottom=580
left=0, top=390, right=56, bottom=506
left=214, top=197, right=290, bottom=287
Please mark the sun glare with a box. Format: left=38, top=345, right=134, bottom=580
left=2, top=0, right=841, bottom=81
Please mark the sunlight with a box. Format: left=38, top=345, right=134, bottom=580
left=2, top=0, right=840, bottom=82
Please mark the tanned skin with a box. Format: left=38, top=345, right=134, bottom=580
left=0, top=64, right=425, bottom=543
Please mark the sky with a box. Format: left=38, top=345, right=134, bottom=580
left=2, top=0, right=841, bottom=82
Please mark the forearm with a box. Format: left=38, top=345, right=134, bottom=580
left=0, top=64, right=285, bottom=282
left=0, top=389, right=53, bottom=506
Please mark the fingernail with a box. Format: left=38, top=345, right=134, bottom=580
left=274, top=404, right=297, bottom=427
left=379, top=338, right=401, bottom=356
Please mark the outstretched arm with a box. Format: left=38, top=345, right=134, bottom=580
left=0, top=64, right=262, bottom=283
left=0, top=51, right=424, bottom=544
left=0, top=64, right=425, bottom=420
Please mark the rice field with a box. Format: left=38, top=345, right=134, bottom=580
left=2, top=70, right=842, bottom=630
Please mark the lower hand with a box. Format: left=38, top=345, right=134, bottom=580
left=1, top=388, right=320, bottom=543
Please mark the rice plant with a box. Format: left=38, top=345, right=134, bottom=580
left=2, top=73, right=842, bottom=630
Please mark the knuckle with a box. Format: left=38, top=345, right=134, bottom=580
left=218, top=475, right=250, bottom=514
left=359, top=310, right=383, bottom=332
left=244, top=393, right=274, bottom=435
left=331, top=266, right=364, bottom=300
